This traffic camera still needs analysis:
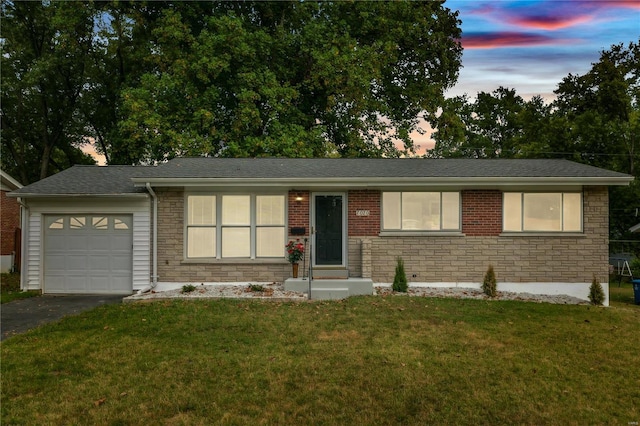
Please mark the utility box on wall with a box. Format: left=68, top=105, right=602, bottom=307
left=290, top=227, right=306, bottom=236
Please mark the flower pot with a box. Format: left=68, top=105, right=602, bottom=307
left=292, top=263, right=299, bottom=278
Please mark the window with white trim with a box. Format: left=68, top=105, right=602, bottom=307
left=503, top=192, right=582, bottom=232
left=186, top=194, right=285, bottom=259
left=382, top=192, right=460, bottom=231
left=187, top=195, right=217, bottom=258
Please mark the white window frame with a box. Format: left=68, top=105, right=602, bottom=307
left=502, top=192, right=583, bottom=233
left=381, top=192, right=461, bottom=232
left=185, top=193, right=286, bottom=260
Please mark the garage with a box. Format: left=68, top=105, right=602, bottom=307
left=44, top=214, right=133, bottom=294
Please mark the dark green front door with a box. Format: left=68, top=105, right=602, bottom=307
left=315, top=195, right=343, bottom=265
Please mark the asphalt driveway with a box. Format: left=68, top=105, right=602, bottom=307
left=1, top=295, right=123, bottom=341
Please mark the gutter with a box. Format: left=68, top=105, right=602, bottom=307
left=6, top=192, right=149, bottom=199
left=139, top=183, right=158, bottom=294
left=16, top=198, right=28, bottom=291
left=131, top=176, right=634, bottom=188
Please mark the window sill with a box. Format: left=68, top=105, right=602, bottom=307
left=181, top=258, right=289, bottom=264
left=499, top=232, right=585, bottom=238
left=379, top=231, right=465, bottom=237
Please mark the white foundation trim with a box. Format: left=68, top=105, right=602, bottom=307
left=375, top=281, right=609, bottom=306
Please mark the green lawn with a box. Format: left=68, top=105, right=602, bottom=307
left=2, top=293, right=639, bottom=425
left=0, top=273, right=39, bottom=304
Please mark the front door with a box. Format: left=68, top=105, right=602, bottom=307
left=314, top=194, right=344, bottom=266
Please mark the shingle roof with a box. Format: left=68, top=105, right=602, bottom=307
left=10, top=158, right=633, bottom=197
left=9, top=165, right=149, bottom=196
left=147, top=157, right=631, bottom=179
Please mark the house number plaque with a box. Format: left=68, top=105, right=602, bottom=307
left=355, top=210, right=370, bottom=216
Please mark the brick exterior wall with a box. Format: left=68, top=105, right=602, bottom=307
left=347, top=190, right=380, bottom=236
left=287, top=191, right=311, bottom=271
left=157, top=188, right=291, bottom=282
left=156, top=186, right=609, bottom=286
left=462, top=190, right=502, bottom=236
left=367, top=186, right=609, bottom=284
left=1, top=190, right=20, bottom=256
left=288, top=191, right=310, bottom=233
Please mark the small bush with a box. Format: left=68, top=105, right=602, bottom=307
left=392, top=257, right=408, bottom=293
left=482, top=265, right=497, bottom=298
left=631, top=257, right=640, bottom=278
left=181, top=284, right=196, bottom=294
left=588, top=276, right=605, bottom=306
left=249, top=284, right=265, bottom=292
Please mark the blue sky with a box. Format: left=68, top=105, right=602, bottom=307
left=446, top=0, right=640, bottom=100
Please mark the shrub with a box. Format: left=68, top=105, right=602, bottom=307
left=249, top=284, right=265, bottom=292
left=181, top=284, right=196, bottom=294
left=588, top=275, right=605, bottom=306
left=392, top=257, right=408, bottom=293
left=482, top=265, right=497, bottom=298
left=631, top=257, right=640, bottom=278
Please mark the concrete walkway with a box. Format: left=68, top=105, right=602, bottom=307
left=1, top=295, right=123, bottom=341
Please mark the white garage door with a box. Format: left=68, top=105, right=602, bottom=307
left=44, top=215, right=133, bottom=294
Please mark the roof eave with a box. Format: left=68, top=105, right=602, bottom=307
left=133, top=176, right=634, bottom=188
left=1, top=170, right=23, bottom=190
left=7, top=192, right=149, bottom=199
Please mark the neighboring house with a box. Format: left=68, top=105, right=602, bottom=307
left=9, top=158, right=633, bottom=305
left=1, top=170, right=22, bottom=273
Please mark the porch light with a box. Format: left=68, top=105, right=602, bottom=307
left=295, top=196, right=304, bottom=202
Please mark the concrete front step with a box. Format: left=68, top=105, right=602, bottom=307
left=312, top=268, right=349, bottom=279
left=311, top=288, right=349, bottom=300
left=284, top=278, right=374, bottom=299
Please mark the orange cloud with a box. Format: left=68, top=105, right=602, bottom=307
left=593, top=0, right=640, bottom=10
left=510, top=14, right=593, bottom=30
left=462, top=32, right=567, bottom=49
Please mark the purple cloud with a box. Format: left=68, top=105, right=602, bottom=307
left=466, top=0, right=639, bottom=32
left=509, top=13, right=593, bottom=30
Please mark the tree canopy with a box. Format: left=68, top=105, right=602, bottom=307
left=1, top=0, right=462, bottom=181
left=430, top=41, right=640, bottom=247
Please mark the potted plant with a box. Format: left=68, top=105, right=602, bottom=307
left=286, top=239, right=305, bottom=278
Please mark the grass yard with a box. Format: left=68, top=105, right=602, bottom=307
left=0, top=273, right=39, bottom=304
left=2, top=294, right=639, bottom=425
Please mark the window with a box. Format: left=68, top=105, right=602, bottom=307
left=256, top=195, right=285, bottom=257
left=92, top=217, right=108, bottom=230
left=114, top=218, right=130, bottom=230
left=70, top=216, right=86, bottom=229
left=503, top=192, right=582, bottom=232
left=47, top=217, right=64, bottom=230
left=186, top=194, right=285, bottom=259
left=382, top=192, right=460, bottom=231
left=222, top=195, right=250, bottom=258
left=187, top=195, right=216, bottom=258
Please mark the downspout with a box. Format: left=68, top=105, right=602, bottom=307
left=139, top=183, right=158, bottom=294
left=16, top=198, right=28, bottom=291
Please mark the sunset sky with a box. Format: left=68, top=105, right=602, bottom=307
left=447, top=0, right=640, bottom=100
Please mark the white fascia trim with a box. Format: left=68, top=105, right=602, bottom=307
left=6, top=193, right=149, bottom=199
left=132, top=176, right=633, bottom=188
left=1, top=170, right=23, bottom=190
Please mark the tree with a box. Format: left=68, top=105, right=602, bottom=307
left=553, top=42, right=640, bottom=247
left=430, top=42, right=640, bottom=252
left=112, top=1, right=462, bottom=163
left=554, top=42, right=639, bottom=171
left=1, top=1, right=96, bottom=184
left=2, top=1, right=462, bottom=173
left=430, top=87, right=531, bottom=158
